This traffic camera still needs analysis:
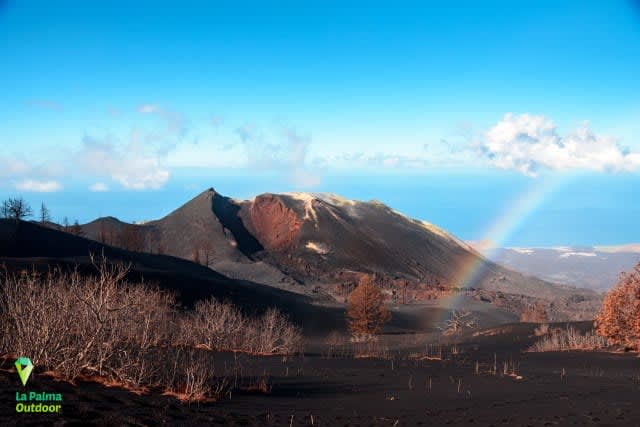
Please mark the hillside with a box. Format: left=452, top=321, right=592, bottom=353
left=78, top=189, right=601, bottom=320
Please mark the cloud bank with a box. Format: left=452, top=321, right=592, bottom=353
left=14, top=179, right=62, bottom=192
left=78, top=132, right=170, bottom=190
left=478, top=113, right=640, bottom=176
left=0, top=157, right=63, bottom=192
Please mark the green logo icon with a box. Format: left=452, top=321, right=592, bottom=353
left=14, top=357, right=33, bottom=387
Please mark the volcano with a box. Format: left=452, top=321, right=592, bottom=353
left=78, top=188, right=600, bottom=320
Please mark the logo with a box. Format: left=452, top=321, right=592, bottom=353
left=13, top=357, right=64, bottom=414
left=15, top=357, right=34, bottom=387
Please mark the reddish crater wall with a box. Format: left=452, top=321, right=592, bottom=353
left=248, top=195, right=302, bottom=251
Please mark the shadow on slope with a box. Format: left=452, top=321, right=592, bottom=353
left=0, top=219, right=343, bottom=335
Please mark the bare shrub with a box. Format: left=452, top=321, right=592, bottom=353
left=0, top=257, right=176, bottom=384
left=440, top=310, right=478, bottom=336
left=528, top=325, right=607, bottom=352
left=594, top=262, right=640, bottom=350
left=249, top=308, right=303, bottom=354
left=160, top=347, right=228, bottom=401
left=347, top=274, right=391, bottom=339
left=0, top=255, right=302, bottom=402
left=183, top=298, right=246, bottom=351
left=182, top=298, right=302, bottom=355
left=0, top=268, right=80, bottom=371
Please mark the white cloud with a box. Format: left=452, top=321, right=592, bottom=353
left=89, top=182, right=109, bottom=192
left=138, top=104, right=161, bottom=113
left=478, top=113, right=640, bottom=176
left=0, top=157, right=65, bottom=192
left=78, top=132, right=170, bottom=190
left=14, top=179, right=62, bottom=192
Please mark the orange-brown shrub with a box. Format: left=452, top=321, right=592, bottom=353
left=346, top=275, right=391, bottom=338
left=594, top=262, right=640, bottom=350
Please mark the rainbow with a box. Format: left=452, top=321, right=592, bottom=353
left=434, top=173, right=575, bottom=323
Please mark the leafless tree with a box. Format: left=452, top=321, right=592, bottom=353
left=1, top=197, right=32, bottom=221
left=39, top=202, right=51, bottom=225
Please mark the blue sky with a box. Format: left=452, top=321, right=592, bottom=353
left=1, top=1, right=640, bottom=246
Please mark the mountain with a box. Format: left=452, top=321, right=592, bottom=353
left=483, top=246, right=640, bottom=292
left=79, top=189, right=601, bottom=320
left=82, top=190, right=297, bottom=288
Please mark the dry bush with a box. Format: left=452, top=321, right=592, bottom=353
left=183, top=298, right=246, bottom=350
left=249, top=308, right=303, bottom=354
left=528, top=325, right=607, bottom=352
left=347, top=274, right=391, bottom=339
left=594, top=262, right=640, bottom=350
left=0, top=256, right=296, bottom=401
left=159, top=347, right=228, bottom=401
left=440, top=310, right=478, bottom=336
left=182, top=298, right=302, bottom=355
left=0, top=257, right=176, bottom=384
left=0, top=268, right=80, bottom=371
